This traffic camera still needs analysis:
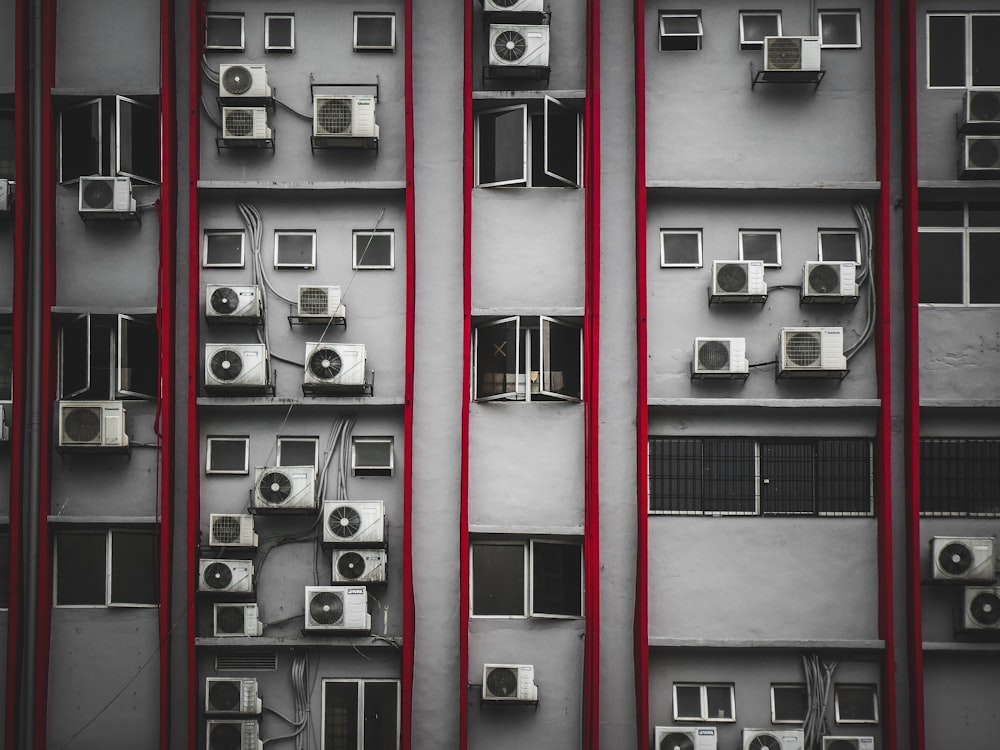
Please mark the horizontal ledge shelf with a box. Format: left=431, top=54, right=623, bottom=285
left=472, top=89, right=585, bottom=101
left=197, top=180, right=406, bottom=193
left=470, top=524, right=584, bottom=537
left=649, top=638, right=884, bottom=652
left=923, top=641, right=1000, bottom=653
left=471, top=307, right=585, bottom=317
left=196, top=636, right=401, bottom=649
left=649, top=398, right=881, bottom=409
left=646, top=181, right=881, bottom=196
left=921, top=399, right=1000, bottom=409
left=197, top=396, right=404, bottom=407
left=919, top=180, right=1000, bottom=192
left=52, top=87, right=160, bottom=97
left=52, top=306, right=157, bottom=316
left=47, top=516, right=159, bottom=524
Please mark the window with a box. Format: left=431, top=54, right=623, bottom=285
left=658, top=11, right=704, bottom=51
left=475, top=98, right=581, bottom=188
left=473, top=315, right=583, bottom=402
left=920, top=438, right=1000, bottom=516
left=673, top=683, right=735, bottom=722
left=58, top=96, right=159, bottom=184
left=740, top=11, right=781, bottom=50
left=471, top=539, right=583, bottom=618
left=203, top=230, right=246, bottom=268
left=0, top=109, right=14, bottom=180
left=648, top=437, right=874, bottom=516
left=819, top=10, right=861, bottom=49
left=206, top=13, right=245, bottom=52
left=351, top=437, right=394, bottom=477
left=919, top=202, right=1000, bottom=305
left=739, top=229, right=781, bottom=267
left=354, top=13, right=396, bottom=52
left=58, top=313, right=158, bottom=401
left=206, top=436, right=250, bottom=475
left=818, top=229, right=861, bottom=263
left=0, top=529, right=9, bottom=609
left=834, top=684, right=878, bottom=724
left=927, top=13, right=1000, bottom=88
left=55, top=528, right=158, bottom=607
left=274, top=230, right=317, bottom=269
left=321, top=679, right=400, bottom=750
left=660, top=229, right=703, bottom=267
left=771, top=684, right=807, bottom=724
left=278, top=436, right=319, bottom=469
left=0, top=327, right=11, bottom=400
left=353, top=229, right=395, bottom=270
left=265, top=14, right=295, bottom=52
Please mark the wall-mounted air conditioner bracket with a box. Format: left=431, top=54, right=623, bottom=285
left=751, top=63, right=825, bottom=91
left=481, top=9, right=550, bottom=30
left=483, top=62, right=550, bottom=86
left=287, top=311, right=347, bottom=330
left=301, top=369, right=374, bottom=397
left=216, top=133, right=275, bottom=153
left=309, top=79, right=380, bottom=154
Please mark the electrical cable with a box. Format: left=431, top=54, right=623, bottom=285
left=274, top=97, right=313, bottom=121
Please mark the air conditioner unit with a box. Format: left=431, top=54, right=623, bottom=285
left=78, top=176, right=136, bottom=217
left=213, top=603, right=263, bottom=637
left=323, top=501, right=386, bottom=545
left=743, top=728, right=804, bottom=750
left=931, top=536, right=996, bottom=583
left=304, top=585, right=371, bottom=632
left=0, top=404, right=8, bottom=443
left=297, top=285, right=345, bottom=320
left=482, top=664, right=538, bottom=703
left=965, top=88, right=1000, bottom=129
left=221, top=107, right=272, bottom=144
left=206, top=285, right=263, bottom=323
left=199, top=559, right=255, bottom=594
left=961, top=586, right=1000, bottom=632
left=304, top=342, right=368, bottom=389
left=961, top=135, right=1000, bottom=177
left=488, top=24, right=550, bottom=68
left=483, top=0, right=544, bottom=11
left=219, top=64, right=271, bottom=99
left=206, top=720, right=263, bottom=750
left=822, top=738, right=875, bottom=750
left=710, top=260, right=767, bottom=303
left=655, top=726, right=718, bottom=750
left=58, top=401, right=129, bottom=449
left=777, top=327, right=848, bottom=378
left=802, top=261, right=859, bottom=303
left=253, top=466, right=316, bottom=512
left=692, top=337, right=749, bottom=379
left=312, top=96, right=379, bottom=147
left=209, top=514, right=258, bottom=548
left=332, top=549, right=388, bottom=584
left=204, top=343, right=269, bottom=392
left=0, top=178, right=11, bottom=212
left=205, top=677, right=262, bottom=715
left=763, top=36, right=821, bottom=72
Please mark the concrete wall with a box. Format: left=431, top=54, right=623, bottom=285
left=920, top=309, right=1000, bottom=399
left=923, top=653, right=1000, bottom=750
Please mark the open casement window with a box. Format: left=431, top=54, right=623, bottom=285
left=59, top=96, right=159, bottom=184
left=0, top=109, right=14, bottom=180
left=476, top=105, right=527, bottom=187
left=0, top=529, right=9, bottom=608
left=542, top=96, right=580, bottom=187
left=118, top=315, right=158, bottom=399
left=529, top=539, right=583, bottom=618
left=321, top=679, right=400, bottom=750
left=59, top=313, right=158, bottom=401
left=740, top=11, right=781, bottom=50
left=59, top=98, right=105, bottom=183
left=539, top=316, right=583, bottom=400
left=0, top=326, right=12, bottom=401
left=116, top=96, right=160, bottom=185
left=659, top=11, right=704, bottom=51
left=474, top=316, right=520, bottom=401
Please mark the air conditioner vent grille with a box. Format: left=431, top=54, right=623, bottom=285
left=224, top=109, right=255, bottom=138
left=222, top=65, right=254, bottom=95
left=717, top=263, right=748, bottom=293
left=784, top=332, right=822, bottom=367
left=299, top=286, right=339, bottom=315
left=316, top=98, right=353, bottom=134
left=208, top=681, right=240, bottom=711
left=82, top=179, right=114, bottom=209
left=216, top=606, right=248, bottom=634
left=970, top=90, right=1000, bottom=122
left=808, top=264, right=841, bottom=294
left=494, top=29, right=527, bottom=61
left=210, top=349, right=244, bottom=381
left=485, top=667, right=518, bottom=697
left=203, top=563, right=234, bottom=590
left=767, top=37, right=802, bottom=69
left=970, top=137, right=1000, bottom=168
left=211, top=515, right=242, bottom=545
left=970, top=589, right=1000, bottom=626
left=328, top=505, right=362, bottom=538
left=308, top=348, right=343, bottom=380
left=63, top=406, right=102, bottom=443
left=698, top=340, right=730, bottom=371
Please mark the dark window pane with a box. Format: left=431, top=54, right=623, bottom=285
left=742, top=14, right=780, bottom=44
left=772, top=685, right=808, bottom=722
left=540, top=319, right=581, bottom=399
left=968, top=202, right=1000, bottom=227
left=363, top=682, right=399, bottom=750
left=118, top=315, right=158, bottom=399
left=964, top=440, right=1000, bottom=515
left=475, top=319, right=518, bottom=399
left=661, top=231, right=702, bottom=265
left=354, top=231, right=393, bottom=268
left=0, top=531, right=9, bottom=608
left=60, top=314, right=90, bottom=399
left=741, top=232, right=779, bottom=264
left=972, top=15, right=1000, bottom=86
left=817, top=440, right=873, bottom=515
left=836, top=685, right=878, bottom=722
left=324, top=681, right=359, bottom=750
left=0, top=111, right=14, bottom=179
left=117, top=97, right=159, bottom=184
left=86, top=321, right=114, bottom=401
left=60, top=100, right=101, bottom=183
left=208, top=438, right=248, bottom=473
left=921, top=439, right=963, bottom=514
left=703, top=439, right=755, bottom=513
left=969, top=233, right=1000, bottom=303
left=543, top=98, right=579, bottom=186
left=279, top=439, right=316, bottom=468
left=821, top=12, right=859, bottom=46
left=760, top=442, right=815, bottom=515
left=472, top=543, right=524, bottom=616
left=918, top=232, right=964, bottom=303
left=820, top=232, right=860, bottom=262
left=929, top=15, right=967, bottom=87
left=206, top=15, right=244, bottom=49
left=478, top=107, right=526, bottom=186
left=275, top=233, right=315, bottom=267
left=661, top=15, right=701, bottom=35
left=355, top=15, right=394, bottom=50
left=532, top=542, right=581, bottom=616
left=353, top=439, right=392, bottom=476
left=649, top=438, right=703, bottom=513
left=0, top=330, right=12, bottom=400
left=110, top=530, right=158, bottom=605
left=267, top=16, right=294, bottom=49
left=919, top=202, right=964, bottom=227
left=674, top=685, right=702, bottom=718
left=57, top=532, right=106, bottom=605
left=204, top=232, right=244, bottom=266
left=705, top=685, right=733, bottom=720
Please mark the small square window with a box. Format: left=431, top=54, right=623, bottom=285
left=0, top=529, right=9, bottom=609
left=265, top=14, right=295, bottom=52
left=658, top=11, right=704, bottom=52
left=739, top=229, right=781, bottom=267
left=771, top=684, right=807, bottom=723
left=277, top=436, right=318, bottom=469
left=673, top=683, right=735, bottom=722
left=660, top=229, right=703, bottom=267
left=740, top=11, right=781, bottom=49
left=353, top=229, right=395, bottom=269
left=819, top=10, right=861, bottom=49
left=274, top=230, right=317, bottom=269
left=203, top=231, right=246, bottom=268
left=835, top=684, right=879, bottom=723
left=206, top=13, right=245, bottom=52
left=354, top=13, right=396, bottom=52
left=206, top=436, right=250, bottom=475
left=818, top=230, right=861, bottom=263
left=351, top=436, right=394, bottom=477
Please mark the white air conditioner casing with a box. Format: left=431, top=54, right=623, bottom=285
left=323, top=501, right=386, bottom=545
left=312, top=95, right=379, bottom=144
left=692, top=337, right=749, bottom=378
left=199, top=559, right=255, bottom=594
left=655, top=726, right=718, bottom=750
left=58, top=401, right=128, bottom=449
left=931, top=536, right=996, bottom=583
left=304, top=585, right=371, bottom=632
left=209, top=514, right=258, bottom=548
left=304, top=342, right=367, bottom=388
left=482, top=664, right=538, bottom=703
left=710, top=260, right=767, bottom=302
left=961, top=134, right=1000, bottom=176
left=78, top=176, right=136, bottom=216
left=206, top=285, right=263, bottom=323
left=965, top=88, right=1000, bottom=128
left=204, top=343, right=269, bottom=391
left=253, top=466, right=317, bottom=512
left=297, top=285, right=345, bottom=319
left=488, top=24, right=550, bottom=67
left=802, top=261, right=859, bottom=303
left=219, top=64, right=271, bottom=99
left=483, top=0, right=544, bottom=11
left=961, top=586, right=1000, bottom=631
left=0, top=179, right=11, bottom=212
left=777, top=327, right=848, bottom=378
left=205, top=677, right=263, bottom=715
left=332, top=549, right=388, bottom=584
left=822, top=738, right=875, bottom=750
left=206, top=720, right=263, bottom=750
left=222, top=107, right=271, bottom=143
left=763, top=36, right=821, bottom=72
left=213, top=603, right=263, bottom=637
left=743, top=728, right=804, bottom=750
left=0, top=404, right=8, bottom=442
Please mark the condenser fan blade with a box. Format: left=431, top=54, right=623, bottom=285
left=258, top=471, right=292, bottom=505
left=210, top=287, right=240, bottom=314
left=203, top=563, right=234, bottom=590
left=747, top=735, right=782, bottom=750
left=63, top=407, right=102, bottom=442
left=971, top=591, right=1000, bottom=625
left=939, top=542, right=973, bottom=575
left=485, top=667, right=518, bottom=697
left=494, top=30, right=526, bottom=61
left=222, top=65, right=253, bottom=95
left=698, top=341, right=730, bottom=370
left=328, top=505, right=362, bottom=538
left=808, top=264, right=841, bottom=294
left=337, top=552, right=366, bottom=580
left=215, top=606, right=246, bottom=633
left=309, top=348, right=343, bottom=380
left=210, top=349, right=244, bottom=381
left=658, top=734, right=695, bottom=750
left=716, top=263, right=748, bottom=293
left=309, top=592, right=344, bottom=625
left=83, top=180, right=114, bottom=209
left=208, top=680, right=240, bottom=712
left=208, top=722, right=242, bottom=750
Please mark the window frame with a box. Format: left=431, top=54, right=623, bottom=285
left=660, top=229, right=704, bottom=268
left=277, top=436, right=319, bottom=471
left=0, top=528, right=9, bottom=609
left=206, top=435, right=251, bottom=475
left=818, top=9, right=861, bottom=50
left=265, top=13, right=295, bottom=53
left=738, top=228, right=782, bottom=268
left=54, top=528, right=159, bottom=608
left=528, top=538, right=584, bottom=619
left=58, top=312, right=158, bottom=401
left=115, top=95, right=160, bottom=185
left=351, top=436, right=394, bottom=477
left=320, top=678, right=401, bottom=750
left=0, top=325, right=14, bottom=401
left=919, top=202, right=1000, bottom=306
left=739, top=10, right=782, bottom=50
left=205, top=12, right=246, bottom=52
left=658, top=11, right=704, bottom=52
left=353, top=12, right=396, bottom=52
left=273, top=230, right=318, bottom=270
left=818, top=229, right=862, bottom=264
left=919, top=438, right=1000, bottom=517
left=927, top=12, right=1000, bottom=89
left=352, top=229, right=395, bottom=270
left=672, top=682, right=736, bottom=722
left=203, top=230, right=246, bottom=268
left=770, top=683, right=808, bottom=724
left=58, top=97, right=103, bottom=184
left=834, top=683, right=879, bottom=724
